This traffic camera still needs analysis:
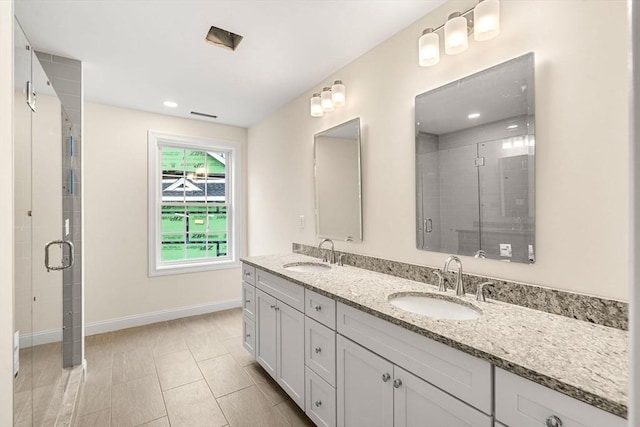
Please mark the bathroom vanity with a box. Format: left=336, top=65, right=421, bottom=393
left=240, top=254, right=627, bottom=427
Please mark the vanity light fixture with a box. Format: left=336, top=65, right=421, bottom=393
left=310, top=93, right=324, bottom=117
left=309, top=81, right=347, bottom=117
left=321, top=87, right=335, bottom=112
left=418, top=0, right=500, bottom=67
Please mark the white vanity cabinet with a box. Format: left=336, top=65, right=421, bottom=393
left=336, top=302, right=493, bottom=427
left=495, top=368, right=626, bottom=427
left=253, top=269, right=305, bottom=409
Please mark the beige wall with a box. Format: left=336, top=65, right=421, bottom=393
left=84, top=102, right=247, bottom=324
left=0, top=0, right=14, bottom=422
left=247, top=0, right=629, bottom=301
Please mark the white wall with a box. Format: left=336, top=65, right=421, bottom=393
left=247, top=0, right=629, bottom=301
left=0, top=0, right=14, bottom=422
left=84, top=102, right=247, bottom=325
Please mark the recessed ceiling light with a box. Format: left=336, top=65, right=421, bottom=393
left=468, top=113, right=480, bottom=119
left=163, top=101, right=178, bottom=108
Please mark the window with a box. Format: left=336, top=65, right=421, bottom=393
left=148, top=131, right=242, bottom=276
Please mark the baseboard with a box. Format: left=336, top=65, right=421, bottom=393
left=85, top=298, right=242, bottom=336
left=19, top=328, right=63, bottom=349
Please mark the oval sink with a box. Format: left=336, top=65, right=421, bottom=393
left=283, top=262, right=332, bottom=273
left=388, top=292, right=481, bottom=321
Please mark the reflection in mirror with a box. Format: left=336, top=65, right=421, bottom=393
left=415, top=53, right=535, bottom=263
left=314, top=118, right=362, bottom=242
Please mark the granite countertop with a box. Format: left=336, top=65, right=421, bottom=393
left=241, top=253, right=628, bottom=419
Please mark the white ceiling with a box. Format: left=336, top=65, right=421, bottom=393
left=15, top=0, right=446, bottom=128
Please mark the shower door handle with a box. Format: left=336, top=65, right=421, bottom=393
left=424, top=218, right=433, bottom=233
left=44, top=240, right=75, bottom=272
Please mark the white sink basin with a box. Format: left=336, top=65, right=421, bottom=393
left=283, top=262, right=332, bottom=273
left=388, top=293, right=481, bottom=321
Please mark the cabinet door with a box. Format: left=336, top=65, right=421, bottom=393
left=256, top=289, right=277, bottom=379
left=337, top=336, right=393, bottom=427
left=277, top=301, right=305, bottom=409
left=394, top=366, right=493, bottom=427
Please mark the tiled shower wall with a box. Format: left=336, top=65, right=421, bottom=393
left=35, top=51, right=82, bottom=367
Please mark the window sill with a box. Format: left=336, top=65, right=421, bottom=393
left=149, top=259, right=241, bottom=277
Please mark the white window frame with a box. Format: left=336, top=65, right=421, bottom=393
left=148, top=130, right=242, bottom=276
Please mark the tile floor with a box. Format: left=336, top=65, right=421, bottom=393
left=77, top=308, right=314, bottom=427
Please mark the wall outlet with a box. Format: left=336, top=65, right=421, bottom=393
left=298, top=215, right=305, bottom=229
left=499, top=243, right=512, bottom=257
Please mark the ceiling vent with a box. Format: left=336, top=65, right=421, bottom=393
left=205, top=26, right=243, bottom=51
left=191, top=111, right=218, bottom=119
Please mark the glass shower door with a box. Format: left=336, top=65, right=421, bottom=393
left=13, top=19, right=72, bottom=426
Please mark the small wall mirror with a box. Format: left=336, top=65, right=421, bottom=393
left=415, top=53, right=535, bottom=263
left=315, top=118, right=362, bottom=242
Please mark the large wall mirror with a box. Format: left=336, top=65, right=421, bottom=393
left=315, top=118, right=362, bottom=242
left=415, top=53, right=535, bottom=263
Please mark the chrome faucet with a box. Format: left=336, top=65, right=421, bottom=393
left=318, top=238, right=335, bottom=264
left=443, top=256, right=465, bottom=296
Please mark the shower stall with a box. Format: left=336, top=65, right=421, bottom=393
left=13, top=18, right=83, bottom=425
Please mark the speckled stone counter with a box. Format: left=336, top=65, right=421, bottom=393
left=241, top=253, right=628, bottom=419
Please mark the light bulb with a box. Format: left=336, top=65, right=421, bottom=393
left=444, top=12, right=468, bottom=55
left=331, top=80, right=346, bottom=107
left=310, top=93, right=323, bottom=117
left=418, top=28, right=440, bottom=67
left=321, top=87, right=334, bottom=112
left=474, top=0, right=500, bottom=41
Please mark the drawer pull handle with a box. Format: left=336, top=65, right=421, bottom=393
left=546, top=415, right=562, bottom=427
left=244, top=271, right=251, bottom=276
left=315, top=347, right=322, bottom=354
left=245, top=299, right=251, bottom=303
left=381, top=373, right=391, bottom=382
left=314, top=305, right=322, bottom=312
left=315, top=400, right=322, bottom=407
left=245, top=333, right=251, bottom=338
left=393, top=379, right=402, bottom=388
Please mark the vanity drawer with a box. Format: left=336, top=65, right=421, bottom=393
left=242, top=263, right=256, bottom=285
left=306, top=317, right=336, bottom=387
left=495, top=368, right=626, bottom=427
left=306, top=289, right=336, bottom=329
left=256, top=268, right=304, bottom=312
left=242, top=316, right=255, bottom=358
left=336, top=302, right=492, bottom=414
left=306, top=366, right=336, bottom=427
left=242, top=282, right=256, bottom=321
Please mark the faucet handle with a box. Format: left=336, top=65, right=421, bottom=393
left=322, top=253, right=328, bottom=263
left=338, top=254, right=345, bottom=266
left=476, top=281, right=495, bottom=302
left=433, top=270, right=446, bottom=292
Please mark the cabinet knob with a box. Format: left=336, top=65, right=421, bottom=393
left=245, top=333, right=251, bottom=338
left=381, top=373, right=391, bottom=382
left=244, top=271, right=251, bottom=276
left=245, top=299, right=251, bottom=303
left=314, top=305, right=322, bottom=312
left=270, top=304, right=276, bottom=309
left=315, top=346, right=322, bottom=354
left=314, top=400, right=322, bottom=407
left=393, top=379, right=402, bottom=388
left=546, top=415, right=562, bottom=427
